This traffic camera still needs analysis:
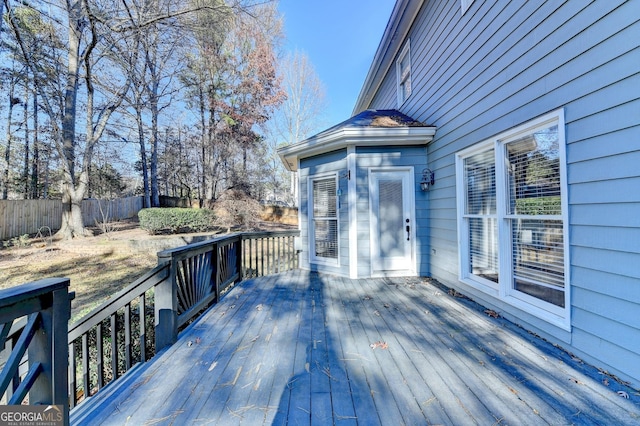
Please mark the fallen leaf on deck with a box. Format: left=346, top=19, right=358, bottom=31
left=195, top=337, right=201, bottom=344
left=602, top=378, right=609, bottom=386
left=256, top=304, right=263, bottom=311
left=370, top=341, right=389, bottom=350
left=484, top=309, right=500, bottom=318
left=569, top=377, right=584, bottom=385
left=187, top=340, right=193, bottom=347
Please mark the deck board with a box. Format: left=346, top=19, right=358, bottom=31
left=71, top=270, right=640, bottom=425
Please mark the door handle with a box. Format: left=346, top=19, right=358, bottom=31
left=406, top=225, right=410, bottom=240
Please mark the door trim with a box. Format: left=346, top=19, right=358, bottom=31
left=368, top=167, right=416, bottom=277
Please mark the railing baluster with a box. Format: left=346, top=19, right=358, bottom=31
left=214, top=241, right=221, bottom=301
left=82, top=333, right=89, bottom=400
left=260, top=238, right=265, bottom=276
left=110, top=313, right=118, bottom=381
left=268, top=237, right=273, bottom=274
left=68, top=341, right=76, bottom=407
left=124, top=303, right=132, bottom=371
left=96, top=322, right=103, bottom=390
left=139, top=293, right=146, bottom=362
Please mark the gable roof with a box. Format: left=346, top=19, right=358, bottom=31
left=353, top=0, right=423, bottom=114
left=278, top=109, right=435, bottom=171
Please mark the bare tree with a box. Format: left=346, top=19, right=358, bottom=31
left=2, top=0, right=287, bottom=236
left=263, top=50, right=327, bottom=204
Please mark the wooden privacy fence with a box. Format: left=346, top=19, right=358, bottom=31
left=0, top=197, right=144, bottom=241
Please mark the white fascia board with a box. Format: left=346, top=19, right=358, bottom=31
left=278, top=126, right=436, bottom=171
left=353, top=0, right=425, bottom=114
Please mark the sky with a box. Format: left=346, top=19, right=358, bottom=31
left=277, top=1, right=396, bottom=130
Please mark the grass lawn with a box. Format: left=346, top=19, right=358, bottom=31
left=1, top=229, right=157, bottom=322
left=0, top=219, right=295, bottom=323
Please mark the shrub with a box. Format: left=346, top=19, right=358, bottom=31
left=212, top=188, right=262, bottom=232
left=138, top=208, right=216, bottom=234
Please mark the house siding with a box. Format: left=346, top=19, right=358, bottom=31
left=355, top=146, right=430, bottom=277
left=299, top=150, right=349, bottom=277
left=297, top=146, right=432, bottom=278
left=364, top=0, right=640, bottom=386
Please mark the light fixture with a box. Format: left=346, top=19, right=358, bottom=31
left=420, top=168, right=435, bottom=191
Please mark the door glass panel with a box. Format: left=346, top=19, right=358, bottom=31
left=378, top=179, right=404, bottom=258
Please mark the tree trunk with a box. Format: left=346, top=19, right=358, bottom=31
left=150, top=96, right=160, bottom=207
left=136, top=109, right=151, bottom=208
left=22, top=85, right=29, bottom=198
left=2, top=80, right=17, bottom=200
left=57, top=173, right=90, bottom=239
left=31, top=89, right=39, bottom=198
left=56, top=0, right=84, bottom=239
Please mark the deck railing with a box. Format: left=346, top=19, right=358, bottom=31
left=0, top=230, right=299, bottom=417
left=0, top=278, right=72, bottom=422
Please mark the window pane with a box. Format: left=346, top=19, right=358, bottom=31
left=314, top=219, right=338, bottom=259
left=313, top=178, right=336, bottom=217
left=400, top=78, right=411, bottom=102
left=469, top=217, right=499, bottom=283
left=511, top=219, right=564, bottom=307
left=507, top=125, right=561, bottom=215
left=464, top=150, right=496, bottom=214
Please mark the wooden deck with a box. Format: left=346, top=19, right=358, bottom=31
left=71, top=270, right=640, bottom=425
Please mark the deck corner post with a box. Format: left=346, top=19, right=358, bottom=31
left=154, top=259, right=178, bottom=351
left=28, top=280, right=71, bottom=424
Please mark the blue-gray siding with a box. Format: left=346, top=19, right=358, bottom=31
left=299, top=150, right=349, bottom=277
left=298, top=146, right=431, bottom=278
left=365, top=0, right=640, bottom=387
left=354, top=146, right=430, bottom=277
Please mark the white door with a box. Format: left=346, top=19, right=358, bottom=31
left=369, top=169, right=415, bottom=275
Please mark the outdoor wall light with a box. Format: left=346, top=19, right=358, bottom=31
left=420, top=168, right=435, bottom=191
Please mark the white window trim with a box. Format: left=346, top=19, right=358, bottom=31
left=308, top=172, right=340, bottom=267
left=456, top=109, right=570, bottom=330
left=455, top=140, right=500, bottom=297
left=461, top=0, right=475, bottom=15
left=396, top=40, right=411, bottom=106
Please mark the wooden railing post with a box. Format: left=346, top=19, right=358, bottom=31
left=155, top=254, right=178, bottom=351
left=0, top=278, right=71, bottom=424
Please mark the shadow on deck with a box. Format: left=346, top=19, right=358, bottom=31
left=71, top=270, right=640, bottom=425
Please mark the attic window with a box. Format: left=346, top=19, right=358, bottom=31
left=461, top=0, right=475, bottom=15
left=396, top=40, right=411, bottom=106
